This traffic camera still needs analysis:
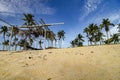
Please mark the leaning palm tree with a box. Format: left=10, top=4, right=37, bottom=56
left=0, top=26, right=8, bottom=50
left=101, top=18, right=114, bottom=42
left=57, top=30, right=65, bottom=48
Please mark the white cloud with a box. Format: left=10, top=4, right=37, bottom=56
left=0, top=0, right=55, bottom=16
left=82, top=0, right=103, bottom=17
left=109, top=14, right=120, bottom=22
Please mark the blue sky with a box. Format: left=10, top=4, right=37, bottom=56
left=0, top=0, right=120, bottom=48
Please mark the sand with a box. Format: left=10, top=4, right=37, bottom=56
left=0, top=44, right=120, bottom=80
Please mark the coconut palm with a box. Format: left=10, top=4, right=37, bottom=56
left=13, top=37, right=18, bottom=51
left=75, top=38, right=78, bottom=45
left=83, top=27, right=90, bottom=46
left=85, top=23, right=99, bottom=45
left=2, top=40, right=9, bottom=50
left=111, top=34, right=119, bottom=44
left=0, top=26, right=8, bottom=50
left=18, top=30, right=31, bottom=50
left=22, top=13, right=36, bottom=26
left=22, top=14, right=45, bottom=49
left=57, top=30, right=65, bottom=48
left=46, top=31, right=56, bottom=47
left=70, top=40, right=75, bottom=47
left=95, top=31, right=104, bottom=45
left=77, top=33, right=84, bottom=46
left=101, top=18, right=114, bottom=42
left=11, top=26, right=19, bottom=51
left=18, top=39, right=29, bottom=50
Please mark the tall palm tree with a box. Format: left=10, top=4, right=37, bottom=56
left=101, top=18, right=114, bottom=42
left=83, top=27, right=90, bottom=46
left=57, top=30, right=65, bottom=48
left=12, top=26, right=19, bottom=51
left=0, top=26, right=8, bottom=50
left=85, top=23, right=99, bottom=45
left=47, top=31, right=56, bottom=47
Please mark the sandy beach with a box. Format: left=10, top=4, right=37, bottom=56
left=0, top=44, right=120, bottom=80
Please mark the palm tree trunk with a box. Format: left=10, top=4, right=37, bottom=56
left=3, top=45, right=4, bottom=51
left=90, top=41, right=92, bottom=46
left=51, top=41, right=53, bottom=47
left=106, top=31, right=109, bottom=44
left=15, top=44, right=17, bottom=51
left=60, top=39, right=62, bottom=48
left=100, top=39, right=102, bottom=45
left=3, top=34, right=5, bottom=51
left=55, top=40, right=57, bottom=48
left=88, top=40, right=89, bottom=46
left=59, top=39, right=61, bottom=48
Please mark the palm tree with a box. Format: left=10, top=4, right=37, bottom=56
left=75, top=38, right=78, bottom=45
left=22, top=14, right=45, bottom=50
left=11, top=26, right=19, bottom=51
left=85, top=23, right=99, bottom=45
left=18, top=30, right=31, bottom=50
left=83, top=27, right=90, bottom=46
left=101, top=18, right=114, bottom=42
left=77, top=33, right=84, bottom=46
left=111, top=34, right=119, bottom=44
left=70, top=40, right=75, bottom=47
left=18, top=39, right=29, bottom=50
left=0, top=26, right=8, bottom=50
left=46, top=31, right=56, bottom=47
left=22, top=13, right=36, bottom=26
left=13, top=37, right=18, bottom=51
left=57, top=30, right=65, bottom=48
left=2, top=40, right=9, bottom=50
left=95, top=31, right=104, bottom=45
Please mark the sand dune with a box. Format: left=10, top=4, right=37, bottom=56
left=0, top=44, right=120, bottom=80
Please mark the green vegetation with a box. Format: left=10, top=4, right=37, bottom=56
left=0, top=14, right=65, bottom=51
left=0, top=14, right=120, bottom=50
left=71, top=33, right=84, bottom=47
left=71, top=18, right=120, bottom=47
